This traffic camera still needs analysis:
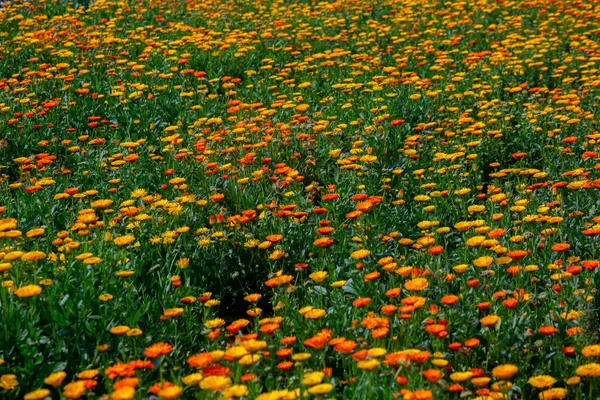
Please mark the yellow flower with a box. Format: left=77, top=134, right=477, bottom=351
left=14, top=285, right=42, bottom=298
left=528, top=375, right=556, bottom=388
left=110, top=386, right=135, bottom=400
left=110, top=325, right=130, bottom=335
left=538, top=388, right=567, bottom=400
left=357, top=359, right=380, bottom=370
left=158, top=385, right=182, bottom=399
left=114, top=235, right=135, bottom=246
left=99, top=293, right=113, bottom=301
left=44, top=371, right=66, bottom=387
left=0, top=374, right=18, bottom=390
left=576, top=363, right=600, bottom=377
left=223, top=385, right=249, bottom=398
left=302, top=371, right=324, bottom=386
left=303, top=308, right=326, bottom=319
left=182, top=373, right=203, bottom=385
left=77, top=369, right=99, bottom=379
left=404, top=278, right=429, bottom=291
left=492, top=364, right=518, bottom=380
left=307, top=383, right=333, bottom=395
left=204, top=318, right=226, bottom=329
left=582, top=345, right=600, bottom=357
left=163, top=308, right=184, bottom=318
left=241, top=339, right=267, bottom=353
left=291, top=352, right=311, bottom=361
left=309, top=271, right=328, bottom=283
left=26, top=228, right=45, bottom=238
left=24, top=389, right=51, bottom=400
left=238, top=354, right=261, bottom=365
left=200, top=376, right=232, bottom=391
left=225, top=346, right=248, bottom=360
left=269, top=250, right=286, bottom=260
left=350, top=249, right=370, bottom=259
left=473, top=256, right=494, bottom=267
left=63, top=381, right=86, bottom=399
left=450, top=371, right=473, bottom=382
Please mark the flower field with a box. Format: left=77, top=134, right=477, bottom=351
left=2, top=0, right=600, bottom=398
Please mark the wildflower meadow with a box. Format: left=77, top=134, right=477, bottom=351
left=2, top=0, right=600, bottom=398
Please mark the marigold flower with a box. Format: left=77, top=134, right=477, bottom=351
left=528, top=375, right=556, bottom=388
left=0, top=374, right=18, bottom=390
left=491, top=364, right=518, bottom=380
left=14, top=284, right=42, bottom=298
left=404, top=278, right=429, bottom=291
left=24, top=389, right=51, bottom=400
left=144, top=343, right=173, bottom=358
left=576, top=363, right=600, bottom=377
left=480, top=315, right=500, bottom=327
left=538, top=388, right=567, bottom=400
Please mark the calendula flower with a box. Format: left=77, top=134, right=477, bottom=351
left=576, top=363, right=600, bottom=377
left=14, top=284, right=42, bottom=298
left=0, top=374, right=18, bottom=390
left=351, top=249, right=371, bottom=259
left=538, top=388, right=567, bottom=399
left=144, top=343, right=172, bottom=358
left=404, top=278, right=429, bottom=291
left=492, top=364, right=518, bottom=380
left=528, top=375, right=556, bottom=388
left=24, top=389, right=51, bottom=400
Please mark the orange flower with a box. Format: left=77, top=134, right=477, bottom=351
left=423, top=369, right=442, bottom=383
left=322, top=193, right=339, bottom=201
left=552, top=243, right=570, bottom=252
left=364, top=271, right=380, bottom=282
left=503, top=298, right=518, bottom=309
left=314, top=237, right=333, bottom=247
left=441, top=295, right=458, bottom=305
left=265, top=234, right=283, bottom=243
left=265, top=275, right=294, bottom=287
left=144, top=343, right=172, bottom=359
left=304, top=330, right=332, bottom=349
left=507, top=250, right=527, bottom=260
left=105, top=363, right=135, bottom=379
left=480, top=315, right=500, bottom=327
left=404, top=278, right=428, bottom=291
left=352, top=297, right=371, bottom=307
left=187, top=353, right=213, bottom=367
left=277, top=361, right=293, bottom=371
left=488, top=228, right=506, bottom=238
left=427, top=245, right=444, bottom=255
left=209, top=193, right=224, bottom=202
left=334, top=340, right=357, bottom=354
left=539, top=326, right=557, bottom=335
left=372, top=327, right=389, bottom=338
left=113, top=378, right=139, bottom=390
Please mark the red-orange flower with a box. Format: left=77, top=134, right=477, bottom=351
left=539, top=326, right=557, bottom=335
left=428, top=245, right=444, bottom=255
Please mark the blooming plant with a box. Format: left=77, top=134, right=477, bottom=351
left=1, top=0, right=600, bottom=398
